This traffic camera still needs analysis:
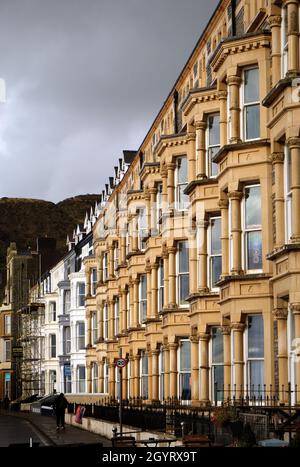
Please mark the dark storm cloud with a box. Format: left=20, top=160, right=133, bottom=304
left=0, top=0, right=219, bottom=202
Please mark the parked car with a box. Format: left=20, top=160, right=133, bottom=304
left=31, top=393, right=59, bottom=416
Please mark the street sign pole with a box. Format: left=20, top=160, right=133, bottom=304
left=119, top=348, right=123, bottom=435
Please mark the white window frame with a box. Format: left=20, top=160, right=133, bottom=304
left=242, top=184, right=263, bottom=274
left=206, top=113, right=220, bottom=178
left=103, top=253, right=108, bottom=282
left=209, top=327, right=224, bottom=405
left=140, top=351, right=149, bottom=400
left=158, top=258, right=164, bottom=313
left=77, top=365, right=86, bottom=393
left=114, top=244, right=119, bottom=274
left=126, top=291, right=130, bottom=330
left=207, top=217, right=222, bottom=290
left=240, top=67, right=260, bottom=142
left=92, top=311, right=98, bottom=345
left=244, top=315, right=264, bottom=399
left=92, top=362, right=98, bottom=394
left=63, top=326, right=71, bottom=355
left=138, top=208, right=148, bottom=251
left=77, top=282, right=85, bottom=308
left=76, top=321, right=85, bottom=351
left=104, top=360, right=109, bottom=394
left=139, top=275, right=147, bottom=325
left=156, top=182, right=163, bottom=233
left=284, top=144, right=292, bottom=243
left=103, top=303, right=109, bottom=340
left=114, top=298, right=119, bottom=336
left=177, top=241, right=189, bottom=308
left=49, top=334, right=56, bottom=359
left=159, top=346, right=164, bottom=401
left=63, top=290, right=71, bottom=314
left=177, top=339, right=191, bottom=402
left=175, top=156, right=189, bottom=211
left=4, top=315, right=11, bottom=335
left=49, top=301, right=56, bottom=322
left=91, top=268, right=97, bottom=296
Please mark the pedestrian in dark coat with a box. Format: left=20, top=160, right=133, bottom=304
left=53, top=393, right=68, bottom=430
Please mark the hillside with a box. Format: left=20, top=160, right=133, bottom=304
left=0, top=194, right=100, bottom=297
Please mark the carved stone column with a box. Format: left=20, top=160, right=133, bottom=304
left=221, top=326, right=231, bottom=392
left=161, top=168, right=168, bottom=214
left=187, top=128, right=196, bottom=184
left=147, top=350, right=152, bottom=401
left=98, top=251, right=104, bottom=284
left=195, top=121, right=207, bottom=178
left=228, top=191, right=243, bottom=275
left=97, top=301, right=104, bottom=341
left=218, top=90, right=228, bottom=147
left=98, top=360, right=104, bottom=394
left=288, top=138, right=300, bottom=242
left=197, top=220, right=209, bottom=292
left=231, top=322, right=245, bottom=397
left=189, top=232, right=198, bottom=295
left=120, top=288, right=127, bottom=333
left=85, top=267, right=91, bottom=297
left=149, top=187, right=157, bottom=234
left=272, top=152, right=285, bottom=247
left=86, top=312, right=92, bottom=348
left=218, top=198, right=229, bottom=277
left=190, top=336, right=199, bottom=403
left=133, top=278, right=139, bottom=327
left=199, top=333, right=210, bottom=403
left=109, top=362, right=115, bottom=399
left=87, top=363, right=92, bottom=394
left=164, top=344, right=170, bottom=399
left=227, top=75, right=242, bottom=144
left=274, top=307, right=289, bottom=401
left=108, top=245, right=114, bottom=279
left=133, top=355, right=140, bottom=398
left=285, top=0, right=299, bottom=77
left=162, top=249, right=169, bottom=308
left=108, top=300, right=114, bottom=340
left=269, top=15, right=282, bottom=85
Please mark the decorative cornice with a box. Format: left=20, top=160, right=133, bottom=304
left=182, top=89, right=219, bottom=116
left=228, top=191, right=243, bottom=201
left=287, top=137, right=300, bottom=149
left=227, top=75, right=242, bottom=87
left=268, top=15, right=282, bottom=28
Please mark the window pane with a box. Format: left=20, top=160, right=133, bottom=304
left=211, top=218, right=221, bottom=254
left=245, top=104, right=260, bottom=140
left=208, top=147, right=219, bottom=177
left=245, top=186, right=261, bottom=228
left=212, top=328, right=224, bottom=364
left=180, top=341, right=191, bottom=371
left=179, top=242, right=189, bottom=272
left=177, top=157, right=187, bottom=184
left=141, top=275, right=147, bottom=298
left=213, top=365, right=224, bottom=401
left=247, top=231, right=262, bottom=270
left=211, top=256, right=222, bottom=287
left=180, top=373, right=191, bottom=400
left=178, top=185, right=189, bottom=210
left=249, top=361, right=264, bottom=395
left=244, top=68, right=259, bottom=103
left=248, top=315, right=264, bottom=358
left=179, top=274, right=189, bottom=303
left=208, top=114, right=220, bottom=145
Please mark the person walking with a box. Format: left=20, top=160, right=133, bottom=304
left=53, top=393, right=68, bottom=430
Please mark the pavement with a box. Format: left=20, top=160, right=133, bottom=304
left=0, top=410, right=111, bottom=447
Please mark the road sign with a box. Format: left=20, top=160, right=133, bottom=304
left=114, top=358, right=128, bottom=369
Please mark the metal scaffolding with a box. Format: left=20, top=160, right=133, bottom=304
left=17, top=303, right=45, bottom=399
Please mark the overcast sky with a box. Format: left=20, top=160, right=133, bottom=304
left=0, top=0, right=218, bottom=203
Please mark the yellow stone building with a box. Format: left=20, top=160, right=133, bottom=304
left=82, top=0, right=300, bottom=407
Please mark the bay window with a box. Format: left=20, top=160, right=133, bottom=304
left=178, top=339, right=191, bottom=401
left=175, top=156, right=189, bottom=211
left=140, top=351, right=149, bottom=400
left=206, top=114, right=220, bottom=177
left=246, top=315, right=264, bottom=397
left=284, top=144, right=292, bottom=242
left=241, top=67, right=260, bottom=141
left=177, top=241, right=189, bottom=306
left=139, top=274, right=147, bottom=324
left=208, top=217, right=222, bottom=289
left=243, top=185, right=262, bottom=272
left=211, top=328, right=224, bottom=403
